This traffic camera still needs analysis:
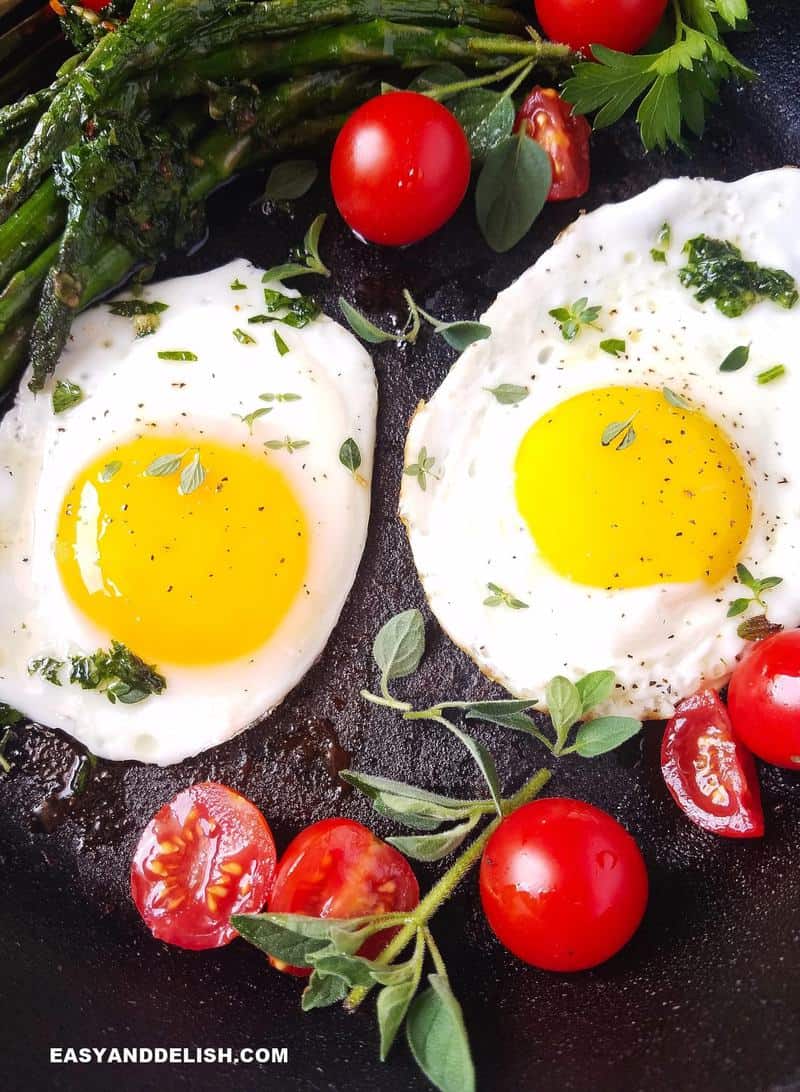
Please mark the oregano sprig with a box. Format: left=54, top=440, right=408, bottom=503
left=727, top=562, right=783, bottom=641
left=262, top=212, right=330, bottom=283
left=340, top=290, right=490, bottom=351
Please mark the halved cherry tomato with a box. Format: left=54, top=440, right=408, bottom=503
left=268, top=817, right=420, bottom=976
left=131, top=782, right=277, bottom=950
left=728, top=629, right=800, bottom=769
left=330, top=91, right=471, bottom=246
left=514, top=87, right=590, bottom=201
left=479, top=798, right=648, bottom=972
left=534, top=0, right=668, bottom=57
left=661, top=689, right=764, bottom=838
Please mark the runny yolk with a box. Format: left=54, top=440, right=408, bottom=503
left=514, top=385, right=752, bottom=589
left=55, top=433, right=309, bottom=665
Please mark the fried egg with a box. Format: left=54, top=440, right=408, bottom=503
left=0, top=260, right=377, bottom=763
left=400, top=169, right=800, bottom=720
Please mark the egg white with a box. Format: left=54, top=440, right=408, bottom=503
left=0, top=259, right=377, bottom=763
left=400, top=169, right=800, bottom=720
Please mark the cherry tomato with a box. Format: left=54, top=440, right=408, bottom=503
left=514, top=87, right=591, bottom=201
left=534, top=0, right=668, bottom=56
left=131, top=782, right=276, bottom=950
left=728, top=629, right=800, bottom=769
left=479, top=798, right=648, bottom=972
left=268, top=818, right=420, bottom=975
left=50, top=0, right=108, bottom=12
left=661, top=689, right=764, bottom=838
left=330, top=91, right=471, bottom=246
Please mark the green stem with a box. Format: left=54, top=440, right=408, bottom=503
left=423, top=927, right=448, bottom=977
left=424, top=55, right=528, bottom=99
left=345, top=767, right=551, bottom=1010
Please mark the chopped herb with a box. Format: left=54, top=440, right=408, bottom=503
left=403, top=447, right=438, bottom=491
left=662, top=386, right=692, bottom=410
left=158, top=350, right=198, bottom=361
left=265, top=437, right=309, bottom=454
left=52, top=379, right=83, bottom=414
left=599, top=338, right=626, bottom=357
left=483, top=582, right=528, bottom=609
left=679, top=236, right=798, bottom=317
left=720, top=344, right=750, bottom=372
left=65, top=641, right=166, bottom=704
left=650, top=224, right=671, bottom=264
left=601, top=412, right=637, bottom=450
left=259, top=392, right=301, bottom=403
left=756, top=364, right=786, bottom=385
left=252, top=289, right=321, bottom=329
left=274, top=330, right=290, bottom=356
left=0, top=703, right=23, bottom=727
left=134, top=313, right=160, bottom=338
left=28, top=656, right=65, bottom=685
left=99, top=460, right=122, bottom=482
left=485, top=383, right=528, bottom=405
left=339, top=437, right=362, bottom=477
left=728, top=563, right=783, bottom=640
left=233, top=328, right=256, bottom=345
left=549, top=297, right=602, bottom=341
left=237, top=407, right=272, bottom=432
left=230, top=278, right=247, bottom=291
left=108, top=299, right=168, bottom=317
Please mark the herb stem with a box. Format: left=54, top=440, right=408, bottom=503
left=423, top=926, right=448, bottom=978
left=345, top=766, right=551, bottom=1011
left=360, top=688, right=413, bottom=713
left=423, top=56, right=529, bottom=100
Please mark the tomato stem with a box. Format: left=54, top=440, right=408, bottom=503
left=344, top=766, right=551, bottom=1011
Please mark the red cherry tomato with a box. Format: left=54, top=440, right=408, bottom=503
left=50, top=0, right=108, bottom=12
left=534, top=0, right=668, bottom=56
left=661, top=689, right=764, bottom=838
left=330, top=91, right=471, bottom=246
left=514, top=87, right=591, bottom=201
left=131, top=782, right=276, bottom=950
left=268, top=817, right=420, bottom=975
left=728, top=629, right=800, bottom=769
left=479, top=798, right=648, bottom=972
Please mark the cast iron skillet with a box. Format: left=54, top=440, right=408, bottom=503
left=1, top=5, right=799, bottom=1090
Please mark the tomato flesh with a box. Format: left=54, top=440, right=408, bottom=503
left=514, top=87, right=590, bottom=201
left=661, top=689, right=764, bottom=838
left=330, top=91, right=471, bottom=246
left=534, top=0, right=668, bottom=56
left=131, top=782, right=277, bottom=950
left=479, top=798, right=648, bottom=972
left=268, top=817, right=420, bottom=975
left=728, top=629, right=800, bottom=769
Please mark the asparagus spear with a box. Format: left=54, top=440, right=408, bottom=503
left=0, top=110, right=353, bottom=393
left=0, top=0, right=523, bottom=221
left=26, top=67, right=380, bottom=388
left=165, top=21, right=571, bottom=90
left=0, top=18, right=571, bottom=300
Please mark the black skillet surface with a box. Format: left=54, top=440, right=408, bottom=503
left=2, top=5, right=800, bottom=1091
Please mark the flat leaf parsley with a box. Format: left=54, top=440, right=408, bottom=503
left=563, top=0, right=755, bottom=151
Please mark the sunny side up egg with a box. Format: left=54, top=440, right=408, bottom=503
left=0, top=260, right=377, bottom=764
left=400, top=169, right=800, bottom=721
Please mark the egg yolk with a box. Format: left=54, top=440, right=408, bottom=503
left=55, top=434, right=309, bottom=665
left=514, top=385, right=752, bottom=589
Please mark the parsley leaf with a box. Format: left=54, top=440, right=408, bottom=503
left=563, top=2, right=756, bottom=151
